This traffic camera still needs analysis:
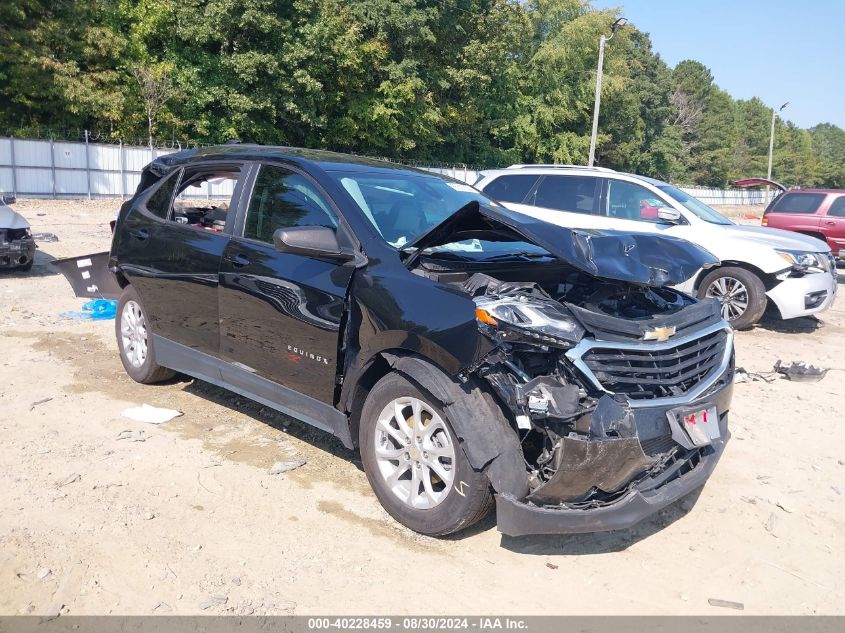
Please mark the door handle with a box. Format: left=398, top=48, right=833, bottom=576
left=824, top=220, right=836, bottom=226
left=225, top=253, right=251, bottom=268
left=129, top=228, right=149, bottom=240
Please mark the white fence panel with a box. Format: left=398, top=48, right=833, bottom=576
left=13, top=139, right=52, bottom=168
left=0, top=167, right=15, bottom=194
left=90, top=143, right=122, bottom=172
left=15, top=168, right=52, bottom=195
left=90, top=170, right=124, bottom=196
left=0, top=135, right=778, bottom=205
left=52, top=141, right=87, bottom=169
left=0, top=138, right=12, bottom=165
left=55, top=169, right=88, bottom=196
left=124, top=146, right=155, bottom=172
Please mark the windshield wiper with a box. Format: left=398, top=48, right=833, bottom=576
left=481, top=251, right=552, bottom=262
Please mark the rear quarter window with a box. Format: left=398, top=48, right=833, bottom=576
left=481, top=175, right=539, bottom=204
left=768, top=193, right=826, bottom=214
left=143, top=171, right=179, bottom=219
left=827, top=196, right=845, bottom=217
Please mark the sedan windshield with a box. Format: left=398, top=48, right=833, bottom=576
left=658, top=185, right=733, bottom=225
left=329, top=171, right=495, bottom=247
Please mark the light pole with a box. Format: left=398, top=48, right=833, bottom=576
left=588, top=17, right=627, bottom=167
left=767, top=101, right=789, bottom=180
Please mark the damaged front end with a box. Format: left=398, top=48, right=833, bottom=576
left=451, top=268, right=734, bottom=536
left=393, top=200, right=734, bottom=535
left=0, top=200, right=37, bottom=270
left=403, top=201, right=733, bottom=535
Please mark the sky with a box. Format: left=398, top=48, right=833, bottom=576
left=592, top=0, right=845, bottom=129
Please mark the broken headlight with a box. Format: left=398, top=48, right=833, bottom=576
left=474, top=295, right=585, bottom=347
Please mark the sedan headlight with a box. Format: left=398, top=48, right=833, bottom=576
left=474, top=296, right=584, bottom=346
left=776, top=250, right=829, bottom=274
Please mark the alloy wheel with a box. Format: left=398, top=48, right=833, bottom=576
left=373, top=397, right=456, bottom=510
left=120, top=300, right=148, bottom=368
left=705, top=276, right=749, bottom=321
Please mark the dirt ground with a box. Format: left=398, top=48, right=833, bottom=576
left=1, top=200, right=844, bottom=616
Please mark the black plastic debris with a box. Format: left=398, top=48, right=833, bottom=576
left=773, top=360, right=828, bottom=383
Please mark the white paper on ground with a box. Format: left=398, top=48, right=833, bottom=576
left=121, top=404, right=183, bottom=424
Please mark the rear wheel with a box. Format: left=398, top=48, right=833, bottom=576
left=698, top=266, right=767, bottom=330
left=359, top=372, right=493, bottom=536
left=116, top=285, right=175, bottom=384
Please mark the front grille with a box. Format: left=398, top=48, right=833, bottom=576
left=640, top=434, right=677, bottom=456
left=580, top=329, right=728, bottom=400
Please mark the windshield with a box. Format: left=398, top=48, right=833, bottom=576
left=329, top=171, right=500, bottom=247
left=658, top=185, right=732, bottom=225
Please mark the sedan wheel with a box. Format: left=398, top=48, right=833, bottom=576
left=705, top=276, right=749, bottom=321
left=374, top=397, right=456, bottom=510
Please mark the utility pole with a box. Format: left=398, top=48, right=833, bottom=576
left=588, top=17, right=627, bottom=167
left=767, top=101, right=789, bottom=181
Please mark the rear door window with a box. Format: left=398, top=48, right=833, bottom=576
left=531, top=175, right=598, bottom=214
left=605, top=179, right=672, bottom=222
left=768, top=193, right=826, bottom=214
left=243, top=165, right=338, bottom=244
left=170, top=164, right=244, bottom=232
left=481, top=175, right=539, bottom=204
left=827, top=196, right=845, bottom=217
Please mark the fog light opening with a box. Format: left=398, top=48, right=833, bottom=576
left=804, top=290, right=827, bottom=310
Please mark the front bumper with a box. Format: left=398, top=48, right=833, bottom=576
left=0, top=238, right=36, bottom=269
left=495, top=378, right=733, bottom=537
left=766, top=271, right=837, bottom=319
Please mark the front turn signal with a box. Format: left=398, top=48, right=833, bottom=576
left=475, top=308, right=498, bottom=326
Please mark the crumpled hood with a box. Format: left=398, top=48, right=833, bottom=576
left=0, top=206, right=30, bottom=230
left=723, top=224, right=830, bottom=252
left=406, top=201, right=719, bottom=287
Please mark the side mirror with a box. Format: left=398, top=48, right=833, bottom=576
left=657, top=207, right=682, bottom=224
left=272, top=226, right=353, bottom=261
left=2, top=194, right=16, bottom=205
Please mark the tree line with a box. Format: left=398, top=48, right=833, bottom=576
left=2, top=0, right=843, bottom=188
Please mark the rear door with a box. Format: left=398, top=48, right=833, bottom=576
left=822, top=195, right=845, bottom=256
left=118, top=162, right=249, bottom=356
left=218, top=163, right=357, bottom=407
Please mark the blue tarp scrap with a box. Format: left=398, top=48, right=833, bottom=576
left=61, top=299, right=118, bottom=320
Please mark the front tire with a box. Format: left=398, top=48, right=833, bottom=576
left=116, top=285, right=175, bottom=384
left=359, top=372, right=493, bottom=536
left=698, top=266, right=767, bottom=330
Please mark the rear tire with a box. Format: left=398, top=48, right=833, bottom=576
left=116, top=285, right=175, bottom=384
left=359, top=371, right=493, bottom=536
left=698, top=266, right=767, bottom=330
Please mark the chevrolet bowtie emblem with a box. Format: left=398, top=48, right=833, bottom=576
left=643, top=326, right=676, bottom=342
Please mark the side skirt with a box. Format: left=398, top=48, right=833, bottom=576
left=153, top=334, right=353, bottom=449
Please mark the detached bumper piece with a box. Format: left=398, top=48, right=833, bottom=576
left=51, top=251, right=123, bottom=299
left=496, top=430, right=725, bottom=537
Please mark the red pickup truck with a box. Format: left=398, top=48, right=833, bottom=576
left=735, top=179, right=845, bottom=259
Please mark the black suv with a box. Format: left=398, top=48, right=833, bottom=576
left=57, top=145, right=735, bottom=537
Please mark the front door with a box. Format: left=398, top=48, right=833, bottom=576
left=218, top=163, right=356, bottom=406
